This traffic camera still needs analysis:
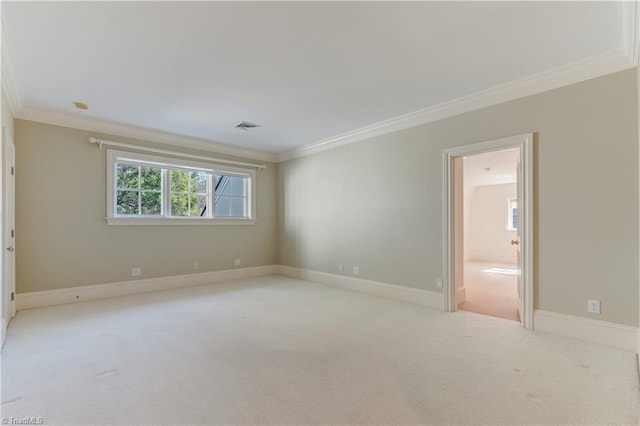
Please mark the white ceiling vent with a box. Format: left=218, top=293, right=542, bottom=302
left=235, top=121, right=261, bottom=131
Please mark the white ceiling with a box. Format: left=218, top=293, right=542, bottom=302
left=464, top=148, right=519, bottom=187
left=1, top=1, right=629, bottom=156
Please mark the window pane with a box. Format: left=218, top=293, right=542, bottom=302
left=171, top=194, right=189, bottom=217
left=116, top=164, right=139, bottom=189
left=141, top=191, right=162, bottom=215
left=190, top=195, right=207, bottom=217
left=117, top=190, right=139, bottom=215
left=170, top=170, right=189, bottom=193
left=230, top=198, right=245, bottom=217
left=229, top=176, right=246, bottom=196
left=141, top=166, right=161, bottom=191
left=215, top=196, right=230, bottom=217
left=215, top=174, right=231, bottom=195
left=190, top=172, right=208, bottom=194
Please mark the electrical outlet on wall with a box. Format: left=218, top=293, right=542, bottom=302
left=131, top=267, right=141, bottom=277
left=338, top=264, right=343, bottom=272
left=436, top=278, right=443, bottom=289
left=193, top=262, right=199, bottom=270
left=587, top=299, right=601, bottom=314
left=234, top=259, right=241, bottom=266
left=353, top=266, right=360, bottom=276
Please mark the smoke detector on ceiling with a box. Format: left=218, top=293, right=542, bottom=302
left=234, top=121, right=261, bottom=131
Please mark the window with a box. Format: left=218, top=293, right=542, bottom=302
left=507, top=198, right=517, bottom=231
left=107, top=150, right=255, bottom=225
left=116, top=163, right=162, bottom=216
left=169, top=170, right=209, bottom=217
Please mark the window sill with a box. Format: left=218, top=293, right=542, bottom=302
left=106, top=217, right=256, bottom=226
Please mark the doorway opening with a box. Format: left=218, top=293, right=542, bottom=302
left=459, top=148, right=520, bottom=321
left=443, top=134, right=533, bottom=329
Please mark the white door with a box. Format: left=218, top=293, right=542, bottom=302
left=514, top=156, right=523, bottom=321
left=1, top=127, right=16, bottom=347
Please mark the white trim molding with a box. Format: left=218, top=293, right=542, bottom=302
left=277, top=265, right=444, bottom=310
left=1, top=28, right=23, bottom=115
left=534, top=310, right=639, bottom=354
left=16, top=265, right=279, bottom=311
left=443, top=134, right=534, bottom=329
left=4, top=48, right=633, bottom=165
left=278, top=51, right=634, bottom=162
left=106, top=217, right=256, bottom=226
left=13, top=265, right=639, bottom=354
left=91, top=137, right=267, bottom=170
left=621, top=0, right=640, bottom=66
left=15, top=108, right=278, bottom=163
left=16, top=265, right=444, bottom=312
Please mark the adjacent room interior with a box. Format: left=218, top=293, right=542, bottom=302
left=0, top=2, right=639, bottom=425
left=459, top=148, right=520, bottom=322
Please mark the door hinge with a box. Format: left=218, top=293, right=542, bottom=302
left=11, top=292, right=14, bottom=301
left=11, top=166, right=14, bottom=176
left=11, top=229, right=14, bottom=238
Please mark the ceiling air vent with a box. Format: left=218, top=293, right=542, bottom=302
left=234, top=121, right=261, bottom=131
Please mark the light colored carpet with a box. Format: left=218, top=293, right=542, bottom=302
left=459, top=261, right=520, bottom=322
left=1, top=275, right=638, bottom=425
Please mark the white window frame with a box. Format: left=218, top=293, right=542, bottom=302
left=507, top=198, right=517, bottom=231
left=106, top=150, right=256, bottom=225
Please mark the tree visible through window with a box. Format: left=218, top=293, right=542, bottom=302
left=116, top=163, right=162, bottom=216
left=170, top=170, right=208, bottom=217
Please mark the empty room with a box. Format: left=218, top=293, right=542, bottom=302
left=1, top=2, right=639, bottom=425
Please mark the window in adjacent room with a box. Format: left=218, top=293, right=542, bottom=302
left=507, top=198, right=517, bottom=231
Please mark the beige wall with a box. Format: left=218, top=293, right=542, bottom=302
left=15, top=120, right=278, bottom=293
left=2, top=91, right=13, bottom=140
left=278, top=69, right=639, bottom=327
left=468, top=183, right=517, bottom=264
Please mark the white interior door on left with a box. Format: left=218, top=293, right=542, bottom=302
left=2, top=127, right=16, bottom=346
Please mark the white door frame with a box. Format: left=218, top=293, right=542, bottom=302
left=443, top=133, right=534, bottom=329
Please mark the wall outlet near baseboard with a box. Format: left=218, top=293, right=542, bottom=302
left=436, top=278, right=443, bottom=289
left=131, top=267, right=141, bottom=277
left=338, top=264, right=343, bottom=272
left=234, top=258, right=241, bottom=266
left=193, top=262, right=199, bottom=270
left=587, top=299, right=600, bottom=314
left=353, top=266, right=360, bottom=276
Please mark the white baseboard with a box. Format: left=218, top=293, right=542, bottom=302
left=277, top=265, right=444, bottom=310
left=16, top=265, right=279, bottom=311
left=534, top=310, right=639, bottom=353
left=15, top=267, right=638, bottom=355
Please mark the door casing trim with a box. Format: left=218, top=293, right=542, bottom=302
left=442, top=133, right=534, bottom=329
